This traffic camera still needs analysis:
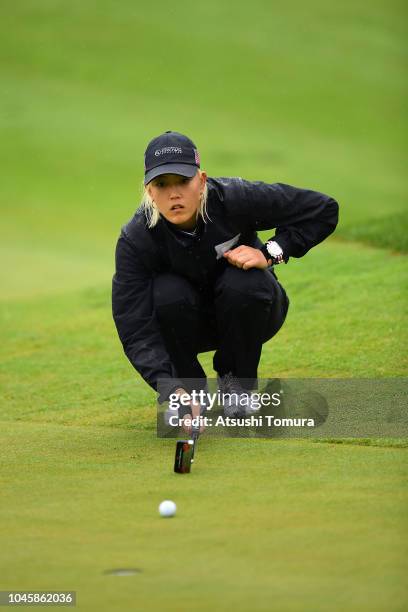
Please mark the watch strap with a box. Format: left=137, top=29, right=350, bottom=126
left=260, top=244, right=272, bottom=263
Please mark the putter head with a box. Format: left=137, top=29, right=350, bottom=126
left=174, top=439, right=194, bottom=473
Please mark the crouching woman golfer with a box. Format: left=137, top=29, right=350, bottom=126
left=112, top=131, right=338, bottom=431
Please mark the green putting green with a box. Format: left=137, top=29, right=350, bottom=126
left=1, top=423, right=407, bottom=611
left=1, top=0, right=407, bottom=610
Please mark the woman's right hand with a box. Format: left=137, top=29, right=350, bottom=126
left=174, top=388, right=206, bottom=435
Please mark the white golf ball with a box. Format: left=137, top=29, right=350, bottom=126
left=159, top=500, right=176, bottom=518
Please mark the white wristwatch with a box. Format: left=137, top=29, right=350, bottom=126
left=264, top=241, right=284, bottom=265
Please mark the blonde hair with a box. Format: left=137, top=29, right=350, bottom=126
left=140, top=171, right=209, bottom=229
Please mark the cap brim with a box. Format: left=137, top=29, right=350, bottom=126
left=144, top=163, right=198, bottom=185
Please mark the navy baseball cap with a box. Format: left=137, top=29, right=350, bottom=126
left=144, top=131, right=200, bottom=185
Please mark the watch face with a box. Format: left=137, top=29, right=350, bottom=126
left=267, top=242, right=283, bottom=257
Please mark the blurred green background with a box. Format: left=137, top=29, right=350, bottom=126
left=1, top=0, right=407, bottom=299
left=1, top=1, right=407, bottom=611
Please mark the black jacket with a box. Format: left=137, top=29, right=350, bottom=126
left=112, top=177, right=339, bottom=399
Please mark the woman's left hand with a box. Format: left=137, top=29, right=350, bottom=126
left=223, top=246, right=270, bottom=270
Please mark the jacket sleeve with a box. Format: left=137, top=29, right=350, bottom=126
left=220, top=178, right=339, bottom=259
left=112, top=234, right=184, bottom=402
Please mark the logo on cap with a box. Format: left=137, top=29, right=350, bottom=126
left=154, top=147, right=183, bottom=156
